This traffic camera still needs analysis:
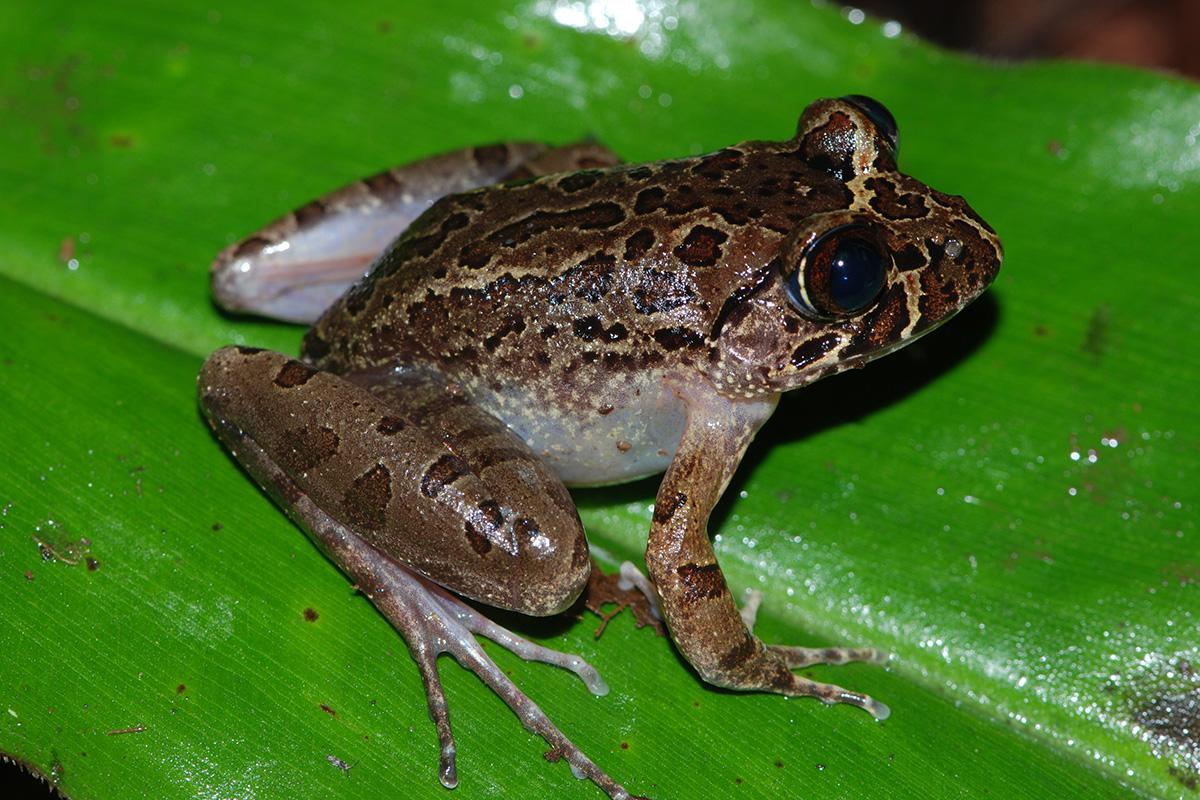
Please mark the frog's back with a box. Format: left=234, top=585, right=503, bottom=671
left=302, top=142, right=847, bottom=385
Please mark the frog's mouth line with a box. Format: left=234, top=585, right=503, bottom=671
left=838, top=309, right=959, bottom=372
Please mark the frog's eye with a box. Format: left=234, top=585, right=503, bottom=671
left=786, top=224, right=890, bottom=319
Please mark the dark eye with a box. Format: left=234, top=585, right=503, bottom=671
left=841, top=94, right=899, bottom=155
left=786, top=225, right=889, bottom=319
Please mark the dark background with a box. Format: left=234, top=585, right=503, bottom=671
left=860, top=0, right=1200, bottom=78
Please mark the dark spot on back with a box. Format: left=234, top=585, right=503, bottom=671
left=633, top=269, right=697, bottom=314
left=558, top=170, right=600, bottom=193
left=634, top=187, right=666, bottom=214
left=376, top=416, right=405, bottom=435
left=603, top=322, right=628, bottom=342
left=484, top=313, right=527, bottom=352
left=464, top=500, right=506, bottom=555
left=573, top=316, right=603, bottom=341
left=674, top=225, right=728, bottom=267
left=514, top=517, right=540, bottom=540
left=624, top=228, right=656, bottom=261
left=235, top=345, right=264, bottom=355
left=865, top=176, right=929, bottom=220
left=692, top=148, right=743, bottom=179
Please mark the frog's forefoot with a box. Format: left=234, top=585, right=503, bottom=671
left=744, top=615, right=891, bottom=722
left=616, top=561, right=661, bottom=620
left=355, top=553, right=630, bottom=798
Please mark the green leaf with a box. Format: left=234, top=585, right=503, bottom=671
left=1, top=1, right=1196, bottom=799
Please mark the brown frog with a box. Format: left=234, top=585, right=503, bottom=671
left=199, top=96, right=1002, bottom=798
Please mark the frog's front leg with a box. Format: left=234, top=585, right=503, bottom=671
left=645, top=382, right=890, bottom=720
left=198, top=347, right=633, bottom=799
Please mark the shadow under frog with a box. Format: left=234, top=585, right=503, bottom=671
left=200, top=96, right=1002, bottom=798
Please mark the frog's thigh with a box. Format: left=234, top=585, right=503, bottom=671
left=198, top=346, right=590, bottom=616
left=212, top=140, right=620, bottom=324
left=506, top=140, right=621, bottom=177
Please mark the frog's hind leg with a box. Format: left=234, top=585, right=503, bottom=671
left=211, top=141, right=621, bottom=324
left=274, top=465, right=628, bottom=797
left=198, top=346, right=632, bottom=798
left=318, top=524, right=627, bottom=797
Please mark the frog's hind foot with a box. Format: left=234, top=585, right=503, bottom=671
left=355, top=553, right=632, bottom=799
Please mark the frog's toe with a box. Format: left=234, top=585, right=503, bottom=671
left=724, top=639, right=890, bottom=720
left=769, top=644, right=889, bottom=668
left=363, top=557, right=630, bottom=797
left=776, top=671, right=891, bottom=721
left=616, top=561, right=661, bottom=620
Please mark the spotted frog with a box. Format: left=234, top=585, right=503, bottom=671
left=199, top=96, right=1002, bottom=798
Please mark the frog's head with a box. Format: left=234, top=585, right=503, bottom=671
left=708, top=96, right=1002, bottom=397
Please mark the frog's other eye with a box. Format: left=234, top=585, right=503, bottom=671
left=786, top=224, right=890, bottom=319
left=841, top=94, right=899, bottom=155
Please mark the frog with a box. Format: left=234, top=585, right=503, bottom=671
left=199, top=95, right=1002, bottom=799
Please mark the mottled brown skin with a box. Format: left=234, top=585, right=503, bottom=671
left=199, top=97, right=1002, bottom=798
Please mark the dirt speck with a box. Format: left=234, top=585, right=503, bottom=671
left=105, top=725, right=145, bottom=736
left=32, top=529, right=91, bottom=566
left=583, top=561, right=665, bottom=638
left=1082, top=305, right=1110, bottom=359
